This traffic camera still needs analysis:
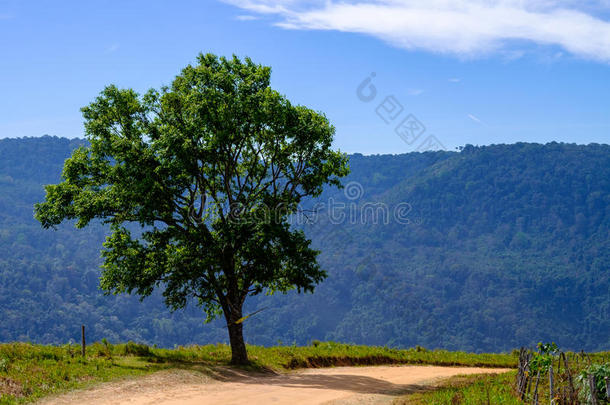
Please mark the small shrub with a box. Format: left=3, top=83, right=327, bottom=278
left=123, top=342, right=151, bottom=357
left=0, top=357, right=8, bottom=372
left=311, top=340, right=321, bottom=348
left=39, top=352, right=59, bottom=361
left=96, top=339, right=113, bottom=358
left=63, top=343, right=75, bottom=358
left=576, top=363, right=610, bottom=403
left=529, top=342, right=558, bottom=376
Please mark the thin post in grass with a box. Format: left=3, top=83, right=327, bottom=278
left=589, top=373, right=599, bottom=405
left=533, top=370, right=541, bottom=405
left=560, top=352, right=575, bottom=400
left=605, top=376, right=609, bottom=400
left=516, top=347, right=531, bottom=401
left=549, top=363, right=554, bottom=405
left=81, top=325, right=86, bottom=357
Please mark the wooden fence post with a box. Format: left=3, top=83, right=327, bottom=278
left=589, top=373, right=599, bottom=405
left=605, top=376, right=609, bottom=401
left=516, top=347, right=531, bottom=401
left=81, top=325, right=86, bottom=357
left=561, top=352, right=575, bottom=401
left=549, top=364, right=554, bottom=405
left=533, top=370, right=541, bottom=405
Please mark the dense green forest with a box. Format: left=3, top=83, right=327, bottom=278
left=0, top=136, right=608, bottom=352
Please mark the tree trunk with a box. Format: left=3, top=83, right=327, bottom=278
left=226, top=309, right=249, bottom=365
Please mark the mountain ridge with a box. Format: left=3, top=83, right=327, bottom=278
left=0, top=136, right=608, bottom=352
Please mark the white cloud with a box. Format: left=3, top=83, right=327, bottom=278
left=468, top=113, right=485, bottom=124
left=407, top=88, right=424, bottom=95
left=448, top=78, right=461, bottom=82
left=223, top=0, right=610, bottom=62
left=105, top=44, right=120, bottom=54
left=236, top=14, right=260, bottom=20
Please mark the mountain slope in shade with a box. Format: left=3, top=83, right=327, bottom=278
left=0, top=137, right=608, bottom=351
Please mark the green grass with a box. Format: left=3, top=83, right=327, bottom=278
left=244, top=342, right=517, bottom=370
left=394, top=371, right=521, bottom=405
left=0, top=342, right=170, bottom=404
left=393, top=350, right=610, bottom=405
left=0, top=341, right=517, bottom=404
left=515, top=351, right=610, bottom=404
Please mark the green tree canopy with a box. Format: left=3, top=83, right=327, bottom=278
left=35, top=53, right=349, bottom=364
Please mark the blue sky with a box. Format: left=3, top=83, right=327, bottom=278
left=1, top=0, right=609, bottom=154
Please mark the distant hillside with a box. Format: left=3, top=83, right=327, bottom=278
left=0, top=137, right=608, bottom=351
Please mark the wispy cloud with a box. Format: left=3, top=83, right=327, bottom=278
left=407, top=88, right=424, bottom=96
left=223, top=0, right=610, bottom=62
left=468, top=113, right=485, bottom=124
left=448, top=78, right=461, bottom=83
left=105, top=44, right=120, bottom=54
left=236, top=14, right=259, bottom=20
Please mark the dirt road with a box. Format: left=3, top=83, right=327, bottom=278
left=38, top=365, right=510, bottom=405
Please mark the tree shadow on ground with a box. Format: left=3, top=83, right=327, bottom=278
left=207, top=367, right=433, bottom=396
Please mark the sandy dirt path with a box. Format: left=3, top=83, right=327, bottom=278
left=38, top=365, right=511, bottom=405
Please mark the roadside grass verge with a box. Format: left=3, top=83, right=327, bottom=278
left=0, top=343, right=167, bottom=404
left=393, top=371, right=521, bottom=404
left=0, top=341, right=516, bottom=404
left=244, top=343, right=517, bottom=370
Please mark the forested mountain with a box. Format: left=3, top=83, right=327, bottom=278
left=1, top=136, right=608, bottom=352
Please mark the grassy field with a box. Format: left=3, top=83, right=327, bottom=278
left=393, top=371, right=520, bottom=404
left=393, top=350, right=610, bottom=405
left=0, top=341, right=517, bottom=404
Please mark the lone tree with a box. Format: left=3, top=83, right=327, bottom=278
left=35, top=53, right=349, bottom=364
